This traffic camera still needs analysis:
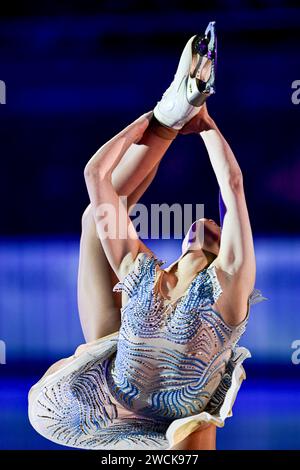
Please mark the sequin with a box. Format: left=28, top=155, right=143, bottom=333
left=28, top=251, right=266, bottom=450
left=108, top=252, right=264, bottom=420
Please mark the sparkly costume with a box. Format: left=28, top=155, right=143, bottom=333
left=28, top=252, right=265, bottom=450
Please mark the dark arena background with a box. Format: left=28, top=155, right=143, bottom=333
left=0, top=0, right=300, bottom=451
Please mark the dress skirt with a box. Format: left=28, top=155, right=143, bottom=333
left=28, top=330, right=251, bottom=450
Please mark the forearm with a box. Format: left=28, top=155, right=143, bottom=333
left=84, top=131, right=134, bottom=232
left=180, top=105, right=255, bottom=288
left=84, top=131, right=135, bottom=181
left=83, top=117, right=151, bottom=274
left=200, top=117, right=255, bottom=279
left=199, top=119, right=243, bottom=199
left=83, top=113, right=149, bottom=232
left=84, top=112, right=151, bottom=180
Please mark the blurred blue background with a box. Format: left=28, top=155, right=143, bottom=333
left=0, top=0, right=300, bottom=450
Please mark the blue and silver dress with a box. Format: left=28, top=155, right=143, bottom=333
left=28, top=252, right=266, bottom=450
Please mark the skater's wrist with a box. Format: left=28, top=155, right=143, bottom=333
left=147, top=115, right=179, bottom=140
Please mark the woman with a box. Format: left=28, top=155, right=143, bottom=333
left=28, top=22, right=265, bottom=450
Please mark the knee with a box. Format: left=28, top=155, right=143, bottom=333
left=228, top=170, right=243, bottom=193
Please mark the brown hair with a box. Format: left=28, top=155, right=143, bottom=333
left=203, top=249, right=218, bottom=268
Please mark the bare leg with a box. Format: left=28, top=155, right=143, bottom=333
left=78, top=119, right=177, bottom=342
left=170, top=423, right=216, bottom=450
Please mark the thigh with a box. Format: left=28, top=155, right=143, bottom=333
left=77, top=205, right=122, bottom=342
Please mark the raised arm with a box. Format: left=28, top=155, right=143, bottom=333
left=199, top=113, right=256, bottom=319
left=180, top=104, right=256, bottom=321
left=84, top=112, right=153, bottom=280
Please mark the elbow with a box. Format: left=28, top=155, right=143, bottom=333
left=84, top=161, right=110, bottom=183
left=83, top=162, right=96, bottom=181
left=228, top=169, right=243, bottom=193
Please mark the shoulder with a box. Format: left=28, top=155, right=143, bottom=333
left=211, top=261, right=249, bottom=324
left=113, top=248, right=164, bottom=299
left=209, top=257, right=254, bottom=301
left=118, top=251, right=147, bottom=282
left=208, top=259, right=265, bottom=326
left=118, top=248, right=161, bottom=282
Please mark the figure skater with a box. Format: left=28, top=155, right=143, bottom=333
left=28, top=22, right=265, bottom=450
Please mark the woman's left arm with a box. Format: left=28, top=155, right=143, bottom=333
left=199, top=118, right=256, bottom=318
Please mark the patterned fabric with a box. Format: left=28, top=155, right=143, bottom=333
left=28, top=334, right=250, bottom=450
left=108, top=252, right=264, bottom=421
left=28, top=335, right=171, bottom=450
left=28, top=251, right=266, bottom=450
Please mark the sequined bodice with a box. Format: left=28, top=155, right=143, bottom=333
left=106, top=252, right=249, bottom=422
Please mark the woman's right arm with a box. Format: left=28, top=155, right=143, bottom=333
left=84, top=113, right=153, bottom=281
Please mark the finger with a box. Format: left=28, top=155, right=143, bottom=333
left=126, top=111, right=153, bottom=135
left=135, top=110, right=153, bottom=125
left=143, top=110, right=154, bottom=122
left=179, top=128, right=190, bottom=135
